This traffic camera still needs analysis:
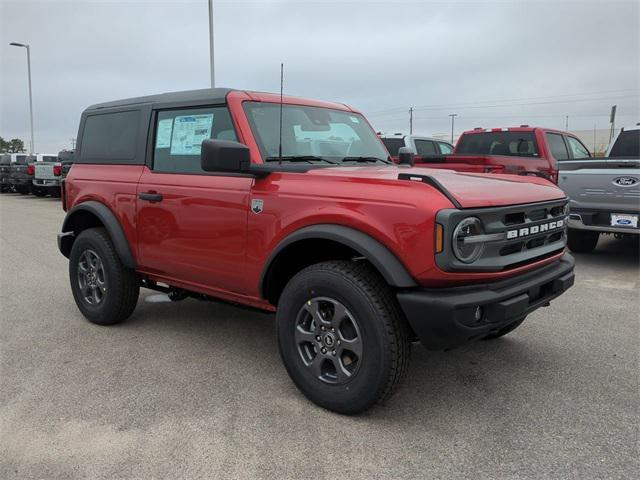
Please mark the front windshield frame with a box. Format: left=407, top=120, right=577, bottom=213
left=243, top=101, right=390, bottom=165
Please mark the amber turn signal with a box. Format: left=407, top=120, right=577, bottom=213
left=435, top=223, right=444, bottom=253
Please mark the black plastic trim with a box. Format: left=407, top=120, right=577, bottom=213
left=259, top=224, right=417, bottom=297
left=397, top=253, right=575, bottom=350
left=397, top=173, right=462, bottom=208
left=59, top=201, right=136, bottom=268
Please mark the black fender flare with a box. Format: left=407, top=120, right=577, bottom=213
left=259, top=224, right=417, bottom=297
left=60, top=201, right=136, bottom=268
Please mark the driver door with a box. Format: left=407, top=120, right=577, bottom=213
left=136, top=105, right=252, bottom=294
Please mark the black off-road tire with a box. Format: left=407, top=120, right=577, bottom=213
left=276, top=260, right=411, bottom=414
left=482, top=317, right=526, bottom=340
left=567, top=228, right=599, bottom=253
left=69, top=227, right=139, bottom=325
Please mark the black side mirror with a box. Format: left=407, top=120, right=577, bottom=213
left=201, top=139, right=251, bottom=173
left=398, top=146, right=415, bottom=166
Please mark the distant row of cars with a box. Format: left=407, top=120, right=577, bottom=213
left=0, top=150, right=74, bottom=197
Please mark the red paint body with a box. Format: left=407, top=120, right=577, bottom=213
left=64, top=92, right=568, bottom=311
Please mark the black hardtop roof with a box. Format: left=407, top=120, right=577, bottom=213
left=86, top=87, right=235, bottom=111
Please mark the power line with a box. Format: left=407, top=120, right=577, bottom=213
left=367, top=89, right=639, bottom=116
left=404, top=112, right=638, bottom=121
left=367, top=96, right=639, bottom=120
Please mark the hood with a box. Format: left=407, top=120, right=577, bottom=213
left=308, top=165, right=566, bottom=208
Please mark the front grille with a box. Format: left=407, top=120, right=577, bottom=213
left=436, top=199, right=568, bottom=272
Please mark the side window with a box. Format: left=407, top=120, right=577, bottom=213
left=414, top=140, right=437, bottom=156
left=81, top=110, right=140, bottom=163
left=546, top=133, right=569, bottom=160
left=437, top=142, right=453, bottom=154
left=153, top=106, right=237, bottom=173
left=381, top=138, right=405, bottom=156
left=566, top=136, right=590, bottom=158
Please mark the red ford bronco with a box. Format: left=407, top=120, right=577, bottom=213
left=58, top=89, right=575, bottom=414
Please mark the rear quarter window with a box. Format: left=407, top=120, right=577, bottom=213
left=78, top=110, right=141, bottom=164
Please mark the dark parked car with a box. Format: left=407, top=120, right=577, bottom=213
left=0, top=154, right=21, bottom=192
left=58, top=149, right=75, bottom=181
left=8, top=154, right=34, bottom=194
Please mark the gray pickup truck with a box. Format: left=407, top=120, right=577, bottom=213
left=560, top=125, right=640, bottom=252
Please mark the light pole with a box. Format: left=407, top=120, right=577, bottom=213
left=9, top=42, right=35, bottom=154
left=208, top=0, right=215, bottom=87
left=448, top=113, right=457, bottom=144
left=409, top=107, right=414, bottom=134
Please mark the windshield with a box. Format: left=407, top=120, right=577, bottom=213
left=0, top=155, right=10, bottom=165
left=610, top=130, right=640, bottom=158
left=244, top=102, right=390, bottom=164
left=16, top=155, right=28, bottom=164
left=457, top=131, right=539, bottom=158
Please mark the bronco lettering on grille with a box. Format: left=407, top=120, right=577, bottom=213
left=506, top=219, right=565, bottom=239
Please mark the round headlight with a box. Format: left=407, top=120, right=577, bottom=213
left=452, top=217, right=484, bottom=263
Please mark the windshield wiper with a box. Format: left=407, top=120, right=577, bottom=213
left=341, top=156, right=392, bottom=164
left=264, top=155, right=339, bottom=164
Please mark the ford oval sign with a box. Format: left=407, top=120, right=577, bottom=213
left=613, top=176, right=639, bottom=187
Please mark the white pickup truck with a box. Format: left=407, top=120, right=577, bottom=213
left=559, top=124, right=640, bottom=252
left=33, top=152, right=64, bottom=197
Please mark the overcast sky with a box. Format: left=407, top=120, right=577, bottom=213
left=1, top=0, right=638, bottom=153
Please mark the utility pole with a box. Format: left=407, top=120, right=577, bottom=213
left=448, top=113, right=457, bottom=144
left=593, top=123, right=596, bottom=155
left=208, top=0, right=215, bottom=87
left=409, top=107, right=414, bottom=135
left=565, top=115, right=569, bottom=131
left=9, top=42, right=35, bottom=154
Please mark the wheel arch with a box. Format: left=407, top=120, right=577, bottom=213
left=59, top=201, right=136, bottom=269
left=260, top=224, right=417, bottom=305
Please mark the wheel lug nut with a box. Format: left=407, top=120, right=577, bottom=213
left=321, top=347, right=327, bottom=354
left=331, top=327, right=335, bottom=332
left=321, top=326, right=325, bottom=331
left=337, top=340, right=341, bottom=345
left=332, top=350, right=336, bottom=356
left=316, top=335, right=321, bottom=341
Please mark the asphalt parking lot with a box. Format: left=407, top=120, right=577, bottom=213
left=0, top=193, right=638, bottom=480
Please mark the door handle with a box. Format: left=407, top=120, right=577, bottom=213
left=138, top=191, right=163, bottom=202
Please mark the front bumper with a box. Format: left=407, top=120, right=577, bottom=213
left=397, top=253, right=575, bottom=350
left=569, top=212, right=639, bottom=235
